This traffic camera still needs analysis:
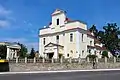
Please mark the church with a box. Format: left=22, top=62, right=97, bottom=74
left=39, top=9, right=112, bottom=59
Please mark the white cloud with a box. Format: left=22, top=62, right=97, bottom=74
left=0, top=38, right=27, bottom=43
left=28, top=23, right=32, bottom=26
left=23, top=20, right=33, bottom=27
left=0, top=5, right=13, bottom=28
left=0, top=5, right=12, bottom=17
left=0, top=20, right=10, bottom=27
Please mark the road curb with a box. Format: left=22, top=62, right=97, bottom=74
left=1, top=69, right=120, bottom=75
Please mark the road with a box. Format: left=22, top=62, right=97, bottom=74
left=0, top=70, right=120, bottom=80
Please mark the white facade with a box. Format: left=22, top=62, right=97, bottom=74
left=0, top=42, right=21, bottom=60
left=39, top=9, right=112, bottom=59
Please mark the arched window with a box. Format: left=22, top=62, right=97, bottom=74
left=43, top=38, right=45, bottom=45
left=56, top=35, right=59, bottom=43
left=82, top=34, right=84, bottom=42
left=67, top=54, right=69, bottom=57
left=57, top=18, right=59, bottom=25
left=70, top=33, right=73, bottom=42
left=90, top=41, right=92, bottom=46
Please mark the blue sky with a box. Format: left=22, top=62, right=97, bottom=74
left=0, top=0, right=120, bottom=52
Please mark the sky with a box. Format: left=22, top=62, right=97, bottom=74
left=0, top=0, right=120, bottom=52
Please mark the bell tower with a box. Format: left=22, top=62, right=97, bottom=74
left=51, top=9, right=66, bottom=27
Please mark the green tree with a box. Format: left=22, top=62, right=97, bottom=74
left=29, top=48, right=35, bottom=58
left=89, top=25, right=98, bottom=38
left=102, top=50, right=108, bottom=58
left=17, top=43, right=28, bottom=58
left=98, top=23, right=120, bottom=56
left=0, top=45, right=7, bottom=59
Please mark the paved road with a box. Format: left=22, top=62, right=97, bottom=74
left=0, top=71, right=120, bottom=80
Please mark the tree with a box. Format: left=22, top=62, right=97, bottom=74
left=102, top=50, right=108, bottom=58
left=87, top=54, right=97, bottom=59
left=98, top=23, right=120, bottom=56
left=89, top=25, right=98, bottom=38
left=17, top=43, right=28, bottom=58
left=0, top=45, right=7, bottom=59
left=29, top=48, right=35, bottom=58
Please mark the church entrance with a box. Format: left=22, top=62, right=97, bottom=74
left=47, top=53, right=54, bottom=59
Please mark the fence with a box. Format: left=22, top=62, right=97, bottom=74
left=9, top=57, right=119, bottom=64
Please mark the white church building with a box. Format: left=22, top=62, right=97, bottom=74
left=39, top=9, right=112, bottom=59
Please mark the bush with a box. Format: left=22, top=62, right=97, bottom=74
left=102, top=50, right=108, bottom=58
left=87, top=54, right=97, bottom=59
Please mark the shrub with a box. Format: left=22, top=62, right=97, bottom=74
left=102, top=50, right=108, bottom=58
left=87, top=54, right=97, bottom=59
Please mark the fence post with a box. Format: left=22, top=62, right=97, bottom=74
left=96, top=57, right=98, bottom=63
left=52, top=58, right=54, bottom=63
left=69, top=57, right=72, bottom=63
left=16, top=57, right=18, bottom=63
left=78, top=57, right=81, bottom=63
left=60, top=57, right=63, bottom=63
left=42, top=58, right=45, bottom=63
left=114, top=57, right=116, bottom=63
left=25, top=57, right=27, bottom=63
left=34, top=57, right=36, bottom=63
left=105, top=57, right=107, bottom=63
left=87, top=57, right=90, bottom=63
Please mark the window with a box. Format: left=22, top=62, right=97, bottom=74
left=79, top=54, right=81, bottom=57
left=82, top=50, right=84, bottom=56
left=89, top=50, right=91, bottom=53
left=90, top=41, right=92, bottom=46
left=56, top=35, right=59, bottom=40
left=43, top=38, right=45, bottom=45
left=56, top=35, right=59, bottom=43
left=94, top=51, right=96, bottom=54
left=57, top=18, right=59, bottom=25
left=63, top=33, right=65, bottom=36
left=67, top=54, right=69, bottom=57
left=70, top=50, right=73, bottom=53
left=82, top=34, right=84, bottom=42
left=70, top=33, right=73, bottom=42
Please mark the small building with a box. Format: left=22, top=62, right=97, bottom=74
left=0, top=42, right=21, bottom=60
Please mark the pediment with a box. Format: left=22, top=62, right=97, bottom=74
left=45, top=43, right=55, bottom=47
left=45, top=42, right=63, bottom=47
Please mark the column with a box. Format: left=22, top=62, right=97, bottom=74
left=114, top=57, right=116, bottom=63
left=34, top=57, right=36, bottom=63
left=16, top=57, right=18, bottom=63
left=6, top=47, right=10, bottom=60
left=25, top=57, right=27, bottom=63
left=60, top=56, right=63, bottom=63
left=96, top=57, right=98, bottom=63
left=53, top=48, right=58, bottom=59
left=76, top=31, right=80, bottom=58
left=87, top=57, right=90, bottom=63
left=14, top=50, right=17, bottom=58
left=11, top=49, right=14, bottom=59
left=105, top=57, right=107, bottom=63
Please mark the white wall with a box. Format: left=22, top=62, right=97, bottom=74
left=87, top=36, right=94, bottom=46
left=51, top=13, right=66, bottom=27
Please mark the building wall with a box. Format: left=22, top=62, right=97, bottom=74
left=87, top=36, right=94, bottom=47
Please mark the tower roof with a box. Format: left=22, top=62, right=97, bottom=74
left=52, top=9, right=66, bottom=16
